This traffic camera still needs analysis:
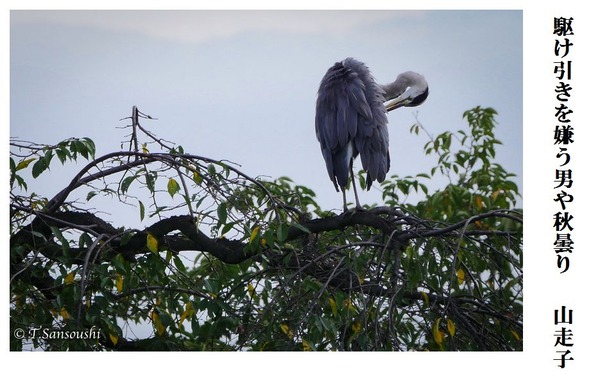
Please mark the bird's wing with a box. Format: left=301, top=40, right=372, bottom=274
left=315, top=58, right=390, bottom=190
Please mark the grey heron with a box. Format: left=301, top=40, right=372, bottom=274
left=315, top=57, right=429, bottom=211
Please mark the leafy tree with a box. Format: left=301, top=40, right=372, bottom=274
left=10, top=105, right=522, bottom=351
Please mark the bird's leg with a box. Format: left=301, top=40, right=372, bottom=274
left=342, top=188, right=348, bottom=212
left=350, top=171, right=362, bottom=210
left=347, top=158, right=362, bottom=210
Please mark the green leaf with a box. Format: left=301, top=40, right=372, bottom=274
left=16, top=158, right=36, bottom=171
left=138, top=200, right=145, bottom=221
left=217, top=203, right=227, bottom=227
left=328, top=297, right=338, bottom=317
left=433, top=317, right=443, bottom=345
left=145, top=172, right=156, bottom=192
left=276, top=223, right=289, bottom=242
left=112, top=254, right=128, bottom=274
left=290, top=222, right=311, bottom=234
left=208, top=164, right=216, bottom=176
left=149, top=206, right=167, bottom=218
left=447, top=319, right=456, bottom=337
left=74, top=140, right=88, bottom=159
left=119, top=231, right=133, bottom=247
left=78, top=232, right=93, bottom=248
left=421, top=291, right=430, bottom=307
left=43, top=149, right=54, bottom=165
left=31, top=157, right=48, bottom=178
left=121, top=176, right=136, bottom=193
left=56, top=148, right=68, bottom=164
left=221, top=222, right=235, bottom=235
left=192, top=170, right=202, bottom=184
left=172, top=254, right=187, bottom=272
left=249, top=226, right=260, bottom=244
left=147, top=233, right=159, bottom=254
left=50, top=226, right=70, bottom=257
left=167, top=178, right=180, bottom=198
left=81, top=137, right=96, bottom=158
left=14, top=175, right=27, bottom=191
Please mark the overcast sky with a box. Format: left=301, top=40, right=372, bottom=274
left=10, top=10, right=522, bottom=217
left=9, top=7, right=524, bottom=352
left=9, top=10, right=524, bottom=347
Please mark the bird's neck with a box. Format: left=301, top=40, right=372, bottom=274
left=380, top=82, right=402, bottom=101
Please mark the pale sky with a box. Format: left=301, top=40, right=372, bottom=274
left=10, top=7, right=524, bottom=355
left=10, top=10, right=523, bottom=217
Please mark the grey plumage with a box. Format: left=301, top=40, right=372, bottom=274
left=315, top=58, right=429, bottom=210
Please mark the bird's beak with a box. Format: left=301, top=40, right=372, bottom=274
left=384, top=96, right=412, bottom=112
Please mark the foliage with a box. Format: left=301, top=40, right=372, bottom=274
left=10, top=106, right=522, bottom=351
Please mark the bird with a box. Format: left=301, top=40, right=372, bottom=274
left=315, top=57, right=429, bottom=211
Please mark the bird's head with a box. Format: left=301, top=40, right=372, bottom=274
left=384, top=71, right=429, bottom=112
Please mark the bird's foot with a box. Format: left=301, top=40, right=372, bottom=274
left=341, top=204, right=366, bottom=216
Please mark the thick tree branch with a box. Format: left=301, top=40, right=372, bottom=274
left=286, top=209, right=396, bottom=240
left=11, top=206, right=522, bottom=271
